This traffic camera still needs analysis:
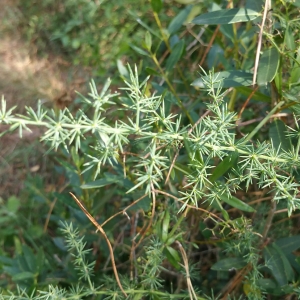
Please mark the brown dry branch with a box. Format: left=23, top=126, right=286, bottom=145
left=70, top=192, right=127, bottom=297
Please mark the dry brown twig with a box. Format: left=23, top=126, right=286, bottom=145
left=252, top=0, right=271, bottom=85
left=69, top=192, right=127, bottom=297
left=176, top=240, right=198, bottom=300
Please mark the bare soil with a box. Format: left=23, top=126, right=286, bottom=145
left=0, top=0, right=91, bottom=198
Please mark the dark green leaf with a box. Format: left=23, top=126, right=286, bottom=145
left=164, top=246, right=181, bottom=269
left=275, top=235, right=300, bottom=254
left=210, top=152, right=239, bottom=182
left=285, top=253, right=300, bottom=275
left=264, top=243, right=294, bottom=286
left=192, top=70, right=253, bottom=88
left=54, top=192, right=79, bottom=209
left=22, top=245, right=37, bottom=273
left=165, top=40, right=185, bottom=71
left=145, top=67, right=160, bottom=76
left=269, top=120, right=291, bottom=153
left=211, top=257, right=247, bottom=271
left=285, top=26, right=296, bottom=51
left=52, top=237, right=68, bottom=252
left=220, top=194, right=255, bottom=212
left=0, top=256, right=13, bottom=265
left=12, top=272, right=35, bottom=281
left=257, top=47, right=280, bottom=85
left=129, top=44, right=149, bottom=56
left=168, top=6, right=193, bottom=35
left=81, top=174, right=133, bottom=189
left=290, top=48, right=300, bottom=85
left=288, top=0, right=300, bottom=7
left=6, top=196, right=20, bottom=213
left=135, top=17, right=161, bottom=39
left=257, top=278, right=277, bottom=292
left=192, top=8, right=260, bottom=25
left=151, top=0, right=163, bottom=13
left=235, top=86, right=271, bottom=102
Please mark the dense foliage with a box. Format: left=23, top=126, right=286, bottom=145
left=1, top=0, right=300, bottom=299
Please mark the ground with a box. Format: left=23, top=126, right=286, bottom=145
left=0, top=0, right=91, bottom=198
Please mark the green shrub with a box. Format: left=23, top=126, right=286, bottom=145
left=1, top=0, right=300, bottom=299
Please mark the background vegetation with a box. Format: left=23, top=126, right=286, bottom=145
left=1, top=0, right=300, bottom=299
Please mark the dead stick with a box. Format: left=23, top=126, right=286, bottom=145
left=70, top=193, right=127, bottom=297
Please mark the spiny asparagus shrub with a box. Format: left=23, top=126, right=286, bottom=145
left=1, top=65, right=300, bottom=299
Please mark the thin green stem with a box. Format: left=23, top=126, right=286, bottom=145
left=152, top=11, right=170, bottom=52
left=151, top=54, right=194, bottom=124
left=242, top=101, right=285, bottom=143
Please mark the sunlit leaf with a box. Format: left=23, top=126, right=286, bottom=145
left=192, top=70, right=253, bottom=88
left=192, top=8, right=260, bottom=25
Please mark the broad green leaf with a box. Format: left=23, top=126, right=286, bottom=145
left=211, top=257, right=247, bottom=271
left=168, top=5, right=193, bottom=35
left=221, top=208, right=230, bottom=221
left=81, top=174, right=133, bottom=189
left=235, top=86, right=271, bottom=102
left=290, top=47, right=300, bottom=85
left=246, top=0, right=264, bottom=12
left=12, top=272, right=35, bottom=281
left=220, top=194, right=255, bottom=212
left=35, top=248, right=45, bottom=274
left=126, top=194, right=151, bottom=212
left=275, top=235, right=300, bottom=254
left=264, top=243, right=294, bottom=286
left=185, top=5, right=202, bottom=24
left=26, top=225, right=44, bottom=239
left=257, top=47, right=280, bottom=85
left=166, top=232, right=184, bottom=246
left=269, top=120, right=291, bottom=153
left=55, top=192, right=80, bottom=209
left=151, top=0, right=163, bottom=13
left=287, top=0, right=300, bottom=7
left=192, top=8, right=260, bottom=25
left=6, top=196, right=20, bottom=213
left=210, top=152, right=239, bottom=182
left=135, top=17, right=161, bottom=39
left=285, top=252, right=300, bottom=275
left=165, top=40, right=185, bottom=71
left=22, top=245, right=37, bottom=273
left=256, top=279, right=277, bottom=292
left=145, top=67, right=160, bottom=76
left=192, top=70, right=253, bottom=89
left=129, top=44, right=149, bottom=56
left=285, top=26, right=296, bottom=51
left=0, top=216, right=13, bottom=225
left=0, top=256, right=13, bottom=265
left=52, top=237, right=67, bottom=251
left=164, top=246, right=181, bottom=269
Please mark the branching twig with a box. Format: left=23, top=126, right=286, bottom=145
left=70, top=192, right=127, bottom=297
